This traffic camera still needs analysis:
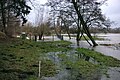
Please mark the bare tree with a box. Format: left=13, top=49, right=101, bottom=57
left=34, top=4, right=51, bottom=40
left=47, top=0, right=110, bottom=46
left=35, top=5, right=45, bottom=40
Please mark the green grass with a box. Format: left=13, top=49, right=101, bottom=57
left=0, top=38, right=72, bottom=80
left=77, top=48, right=120, bottom=67
left=1, top=38, right=120, bottom=80
left=57, top=53, right=100, bottom=80
left=57, top=48, right=120, bottom=79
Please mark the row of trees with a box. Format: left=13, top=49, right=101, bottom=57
left=46, top=0, right=111, bottom=46
left=0, top=0, right=112, bottom=46
left=20, top=0, right=112, bottom=46
left=21, top=21, right=51, bottom=40
left=103, top=27, right=120, bottom=33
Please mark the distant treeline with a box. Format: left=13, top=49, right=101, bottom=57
left=67, top=27, right=120, bottom=34
left=88, top=27, right=120, bottom=33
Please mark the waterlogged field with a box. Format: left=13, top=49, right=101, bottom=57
left=53, top=48, right=120, bottom=80
left=0, top=38, right=120, bottom=80
left=0, top=38, right=71, bottom=80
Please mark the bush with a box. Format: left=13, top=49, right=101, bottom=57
left=0, top=31, right=6, bottom=39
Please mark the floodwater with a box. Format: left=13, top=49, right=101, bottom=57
left=41, top=33, right=120, bottom=80
left=63, top=33, right=120, bottom=80
left=41, top=52, right=70, bottom=80
left=64, top=33, right=120, bottom=60
left=41, top=33, right=120, bottom=60
left=42, top=51, right=102, bottom=80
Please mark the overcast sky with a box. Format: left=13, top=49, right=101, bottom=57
left=101, top=0, right=120, bottom=27
left=27, top=0, right=120, bottom=28
left=27, top=0, right=47, bottom=24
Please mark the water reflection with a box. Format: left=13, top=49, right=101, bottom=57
left=41, top=33, right=120, bottom=80
left=42, top=50, right=102, bottom=80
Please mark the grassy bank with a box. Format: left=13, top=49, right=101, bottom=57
left=77, top=48, right=120, bottom=67
left=0, top=38, right=72, bottom=80
left=1, top=38, right=120, bottom=80
left=57, top=52, right=100, bottom=80
left=57, top=48, right=120, bottom=80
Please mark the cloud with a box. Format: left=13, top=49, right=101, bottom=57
left=27, top=0, right=47, bottom=24
left=101, top=0, right=120, bottom=27
left=27, top=0, right=120, bottom=27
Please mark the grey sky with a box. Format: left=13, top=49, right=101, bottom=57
left=27, top=0, right=47, bottom=24
left=27, top=0, right=120, bottom=28
left=101, top=0, right=120, bottom=27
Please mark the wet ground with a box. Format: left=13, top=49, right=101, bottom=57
left=63, top=33, right=120, bottom=60
left=101, top=67, right=120, bottom=80
left=64, top=33, right=120, bottom=80
left=41, top=33, right=120, bottom=80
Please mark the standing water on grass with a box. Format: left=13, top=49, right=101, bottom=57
left=63, top=33, right=120, bottom=60
left=41, top=33, right=120, bottom=80
left=41, top=50, right=102, bottom=80
left=64, top=33, right=120, bottom=80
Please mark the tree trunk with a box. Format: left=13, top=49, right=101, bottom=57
left=72, top=0, right=98, bottom=47
left=76, top=40, right=79, bottom=46
left=76, top=27, right=80, bottom=46
left=79, top=30, right=83, bottom=41
left=83, top=26, right=98, bottom=46
left=76, top=14, right=81, bottom=46
left=83, top=34, right=92, bottom=46
left=34, top=35, right=37, bottom=41
left=1, top=0, right=7, bottom=34
left=38, top=32, right=43, bottom=40
left=65, top=25, right=71, bottom=39
left=66, top=29, right=71, bottom=39
left=38, top=34, right=42, bottom=40
left=76, top=28, right=80, bottom=45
